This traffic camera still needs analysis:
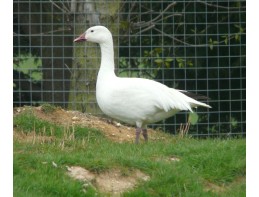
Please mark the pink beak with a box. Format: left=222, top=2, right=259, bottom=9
left=74, top=33, right=87, bottom=42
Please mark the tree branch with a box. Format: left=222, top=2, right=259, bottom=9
left=132, top=2, right=177, bottom=29
left=135, top=24, right=155, bottom=35
left=197, top=0, right=246, bottom=10
left=49, top=0, right=69, bottom=13
left=13, top=27, right=72, bottom=37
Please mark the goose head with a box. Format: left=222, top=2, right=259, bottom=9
left=74, top=26, right=112, bottom=45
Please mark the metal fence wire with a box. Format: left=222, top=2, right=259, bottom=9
left=13, top=0, right=246, bottom=137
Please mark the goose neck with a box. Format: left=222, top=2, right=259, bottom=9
left=99, top=41, right=115, bottom=73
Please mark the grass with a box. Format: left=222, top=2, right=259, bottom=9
left=14, top=111, right=246, bottom=197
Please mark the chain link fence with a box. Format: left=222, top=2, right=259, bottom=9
left=13, top=0, right=246, bottom=137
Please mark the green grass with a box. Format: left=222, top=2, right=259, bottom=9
left=14, top=111, right=246, bottom=197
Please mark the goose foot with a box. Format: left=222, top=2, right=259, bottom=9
left=135, top=128, right=148, bottom=144
left=135, top=128, right=141, bottom=144
left=142, top=129, right=148, bottom=142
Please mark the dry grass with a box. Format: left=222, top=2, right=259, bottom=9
left=178, top=122, right=191, bottom=138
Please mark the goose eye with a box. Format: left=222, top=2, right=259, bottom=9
left=91, top=30, right=94, bottom=33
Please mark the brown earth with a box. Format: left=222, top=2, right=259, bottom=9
left=66, top=166, right=150, bottom=196
left=13, top=106, right=169, bottom=143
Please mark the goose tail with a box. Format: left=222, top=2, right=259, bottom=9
left=176, top=89, right=212, bottom=109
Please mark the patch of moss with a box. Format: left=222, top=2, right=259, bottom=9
left=41, top=104, right=57, bottom=114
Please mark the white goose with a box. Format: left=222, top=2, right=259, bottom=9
left=74, top=26, right=211, bottom=143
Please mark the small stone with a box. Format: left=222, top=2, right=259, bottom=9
left=116, top=122, right=121, bottom=127
left=170, top=157, right=180, bottom=162
left=72, top=116, right=80, bottom=121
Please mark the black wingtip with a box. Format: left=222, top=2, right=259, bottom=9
left=179, top=90, right=211, bottom=101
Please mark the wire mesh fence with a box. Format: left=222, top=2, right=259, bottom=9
left=13, top=0, right=246, bottom=137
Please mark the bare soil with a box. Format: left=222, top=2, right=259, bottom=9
left=13, top=106, right=168, bottom=143
left=66, top=166, right=150, bottom=196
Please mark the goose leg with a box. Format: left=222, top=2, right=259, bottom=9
left=135, top=128, right=141, bottom=144
left=142, top=129, right=148, bottom=142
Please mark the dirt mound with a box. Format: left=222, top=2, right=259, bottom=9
left=14, top=106, right=167, bottom=143
left=67, top=166, right=150, bottom=196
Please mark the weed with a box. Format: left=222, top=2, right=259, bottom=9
left=41, top=103, right=57, bottom=114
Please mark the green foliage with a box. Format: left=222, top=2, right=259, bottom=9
left=119, top=47, right=174, bottom=78
left=221, top=35, right=229, bottom=45
left=13, top=54, right=42, bottom=81
left=208, top=38, right=219, bottom=50
left=176, top=58, right=194, bottom=68
left=188, top=112, right=199, bottom=125
left=234, top=25, right=245, bottom=42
